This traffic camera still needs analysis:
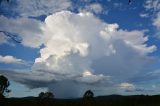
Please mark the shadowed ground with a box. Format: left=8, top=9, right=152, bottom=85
left=1, top=95, right=160, bottom=106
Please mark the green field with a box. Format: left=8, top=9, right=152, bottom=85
left=1, top=95, right=160, bottom=106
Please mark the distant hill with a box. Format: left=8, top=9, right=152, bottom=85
left=1, top=95, right=160, bottom=106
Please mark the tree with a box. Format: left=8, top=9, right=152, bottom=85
left=38, top=92, right=45, bottom=98
left=38, top=91, right=54, bottom=99
left=44, top=91, right=54, bottom=98
left=0, top=75, right=10, bottom=98
left=83, top=90, right=94, bottom=99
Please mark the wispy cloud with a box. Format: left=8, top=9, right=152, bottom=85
left=144, top=0, right=160, bottom=12
left=139, top=13, right=149, bottom=18
left=0, top=0, right=71, bottom=17
left=153, top=13, right=160, bottom=29
left=144, top=0, right=160, bottom=38
left=0, top=16, right=43, bottom=48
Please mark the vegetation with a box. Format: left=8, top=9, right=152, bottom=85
left=83, top=90, right=94, bottom=99
left=1, top=95, right=160, bottom=106
left=38, top=91, right=54, bottom=99
left=0, top=75, right=10, bottom=99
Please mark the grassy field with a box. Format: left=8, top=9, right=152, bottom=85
left=1, top=95, right=160, bottom=106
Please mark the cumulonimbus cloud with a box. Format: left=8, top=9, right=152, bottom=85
left=33, top=11, right=156, bottom=81
left=0, top=11, right=157, bottom=98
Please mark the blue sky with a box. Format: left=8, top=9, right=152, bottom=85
left=0, top=0, right=160, bottom=98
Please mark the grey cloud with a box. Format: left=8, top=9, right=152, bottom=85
left=0, top=69, right=111, bottom=98
left=0, top=16, right=44, bottom=48
left=130, top=69, right=160, bottom=84
left=91, top=39, right=152, bottom=83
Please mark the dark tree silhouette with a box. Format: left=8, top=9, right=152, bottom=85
left=45, top=91, right=54, bottom=98
left=0, top=75, right=10, bottom=98
left=38, top=91, right=54, bottom=99
left=38, top=92, right=45, bottom=98
left=83, top=90, right=94, bottom=99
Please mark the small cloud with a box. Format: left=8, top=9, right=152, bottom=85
left=107, top=0, right=111, bottom=2
left=79, top=3, right=103, bottom=14
left=140, top=13, right=149, bottom=18
left=86, top=3, right=103, bottom=14
left=119, top=82, right=135, bottom=92
left=113, top=2, right=123, bottom=8
left=0, top=55, right=28, bottom=65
